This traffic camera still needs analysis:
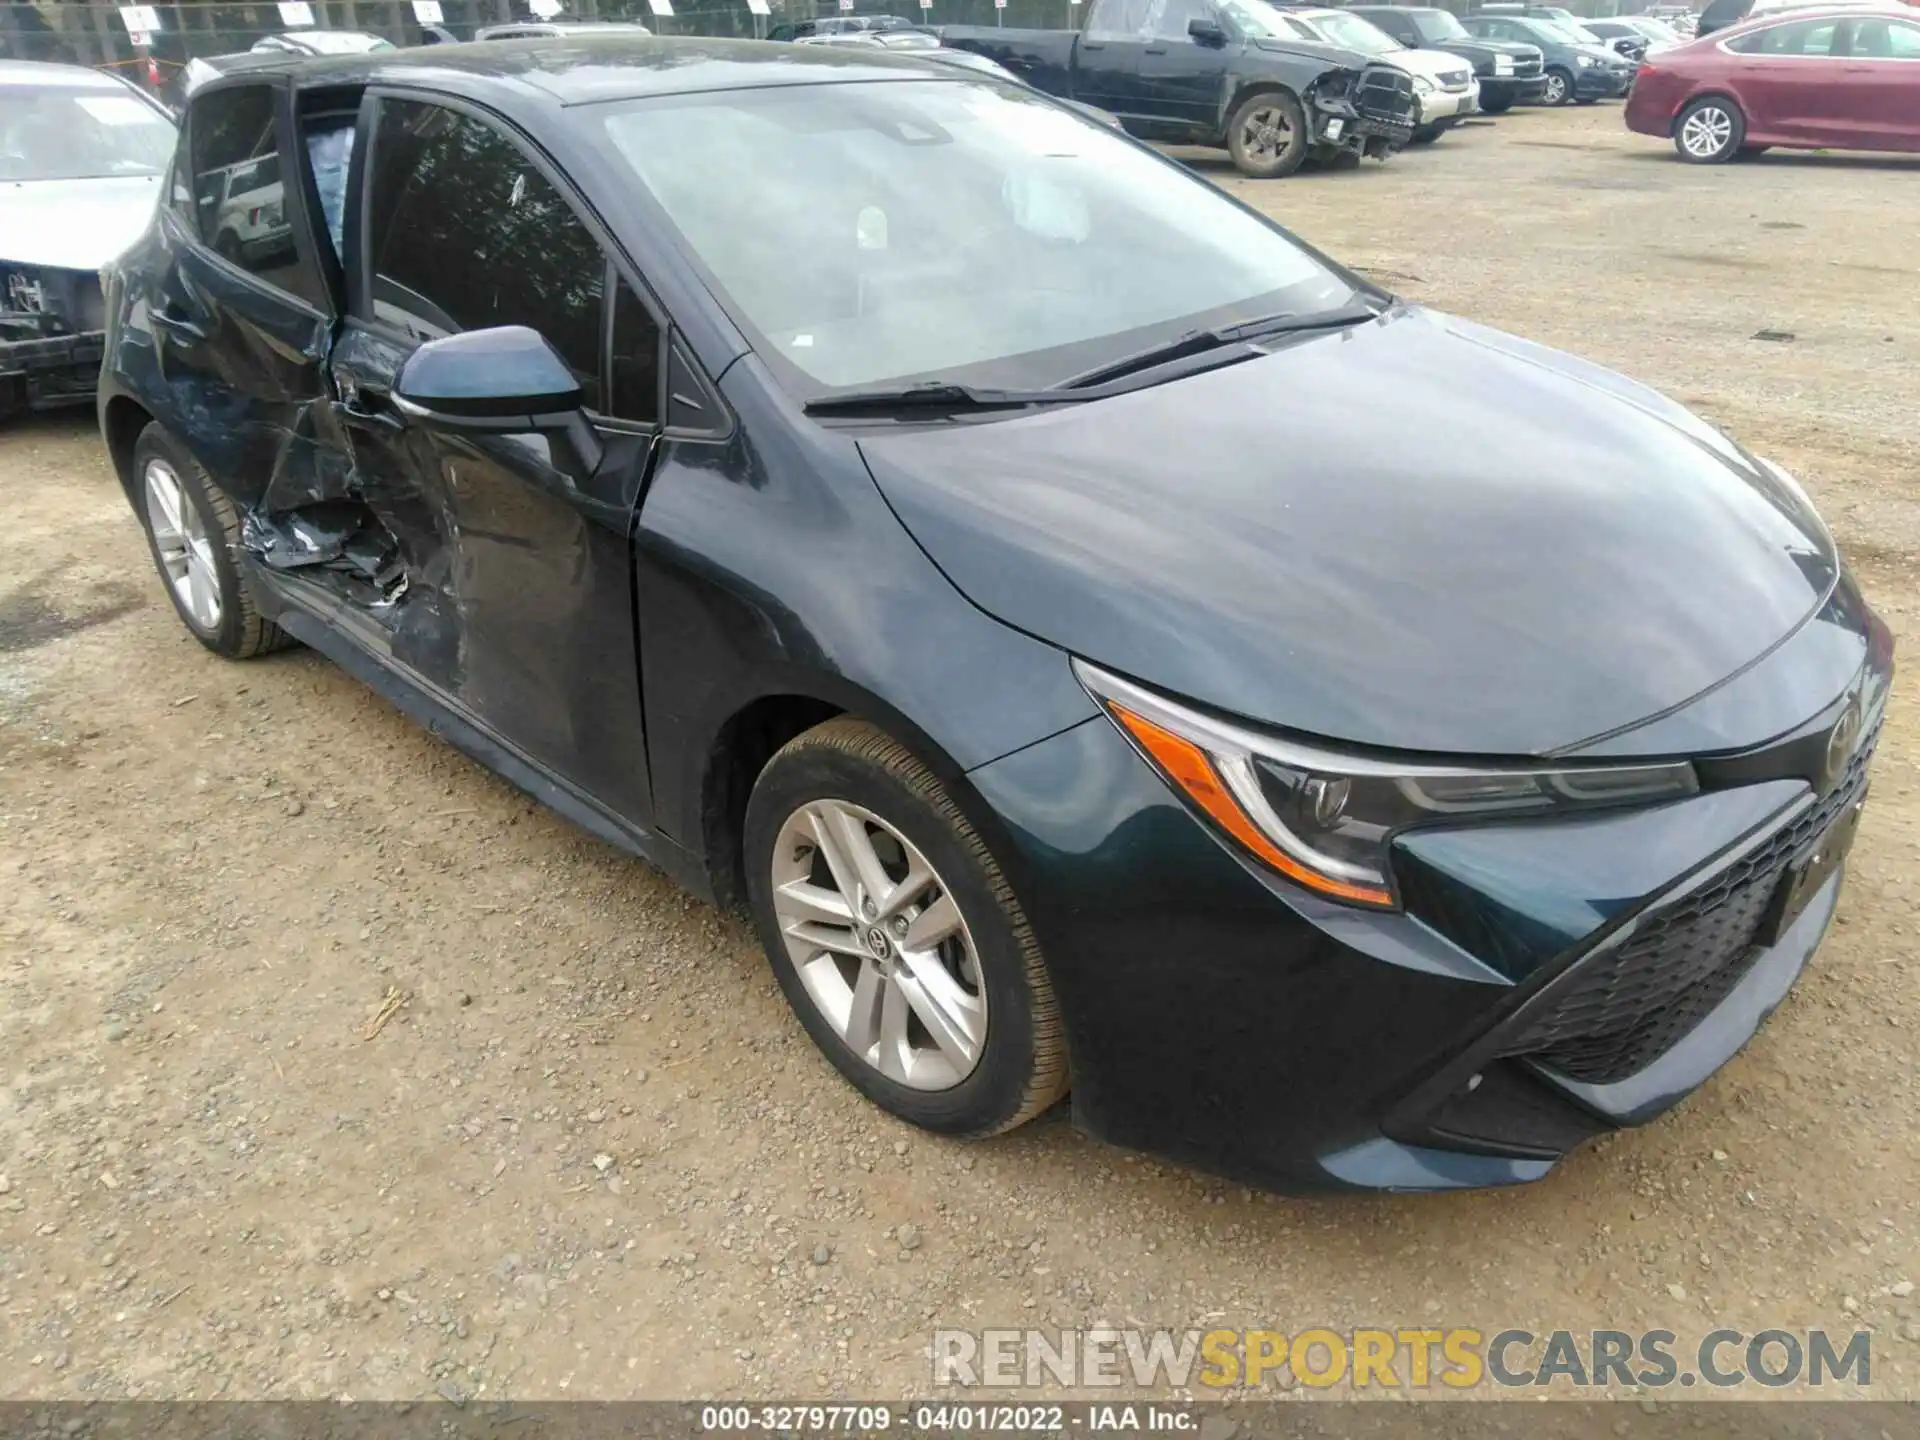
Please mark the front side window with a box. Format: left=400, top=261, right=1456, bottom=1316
left=365, top=99, right=607, bottom=410
left=1147, top=0, right=1217, bottom=43
left=186, top=84, right=322, bottom=305
left=0, top=82, right=174, bottom=182
left=598, top=79, right=1354, bottom=394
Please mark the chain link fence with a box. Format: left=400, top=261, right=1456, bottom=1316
left=0, top=0, right=1090, bottom=77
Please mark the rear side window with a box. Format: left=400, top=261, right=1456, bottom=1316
left=186, top=84, right=325, bottom=308
left=1847, top=17, right=1920, bottom=56
left=1725, top=17, right=1837, bottom=52
left=1087, top=0, right=1154, bottom=42
left=365, top=98, right=607, bottom=411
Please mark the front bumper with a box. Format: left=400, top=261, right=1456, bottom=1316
left=1576, top=64, right=1635, bottom=98
left=1416, top=83, right=1480, bottom=125
left=0, top=329, right=106, bottom=411
left=967, top=632, right=1888, bottom=1193
left=1480, top=73, right=1548, bottom=105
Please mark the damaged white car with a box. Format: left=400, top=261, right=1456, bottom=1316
left=0, top=60, right=174, bottom=420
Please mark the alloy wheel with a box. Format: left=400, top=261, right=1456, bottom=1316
left=1543, top=71, right=1569, bottom=104
left=1238, top=105, right=1294, bottom=163
left=144, top=457, right=222, bottom=632
left=770, top=799, right=987, bottom=1091
left=1679, top=104, right=1733, bottom=159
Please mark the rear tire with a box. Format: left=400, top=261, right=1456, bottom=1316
left=1542, top=67, right=1573, bottom=105
left=744, top=718, right=1069, bottom=1137
left=1672, top=94, right=1745, bottom=163
left=132, top=423, right=292, bottom=659
left=1410, top=123, right=1441, bottom=144
left=1225, top=89, right=1309, bottom=179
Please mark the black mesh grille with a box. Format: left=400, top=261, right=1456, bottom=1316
left=1504, top=721, right=1880, bottom=1086
left=1356, top=65, right=1418, bottom=127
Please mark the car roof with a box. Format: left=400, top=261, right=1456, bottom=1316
left=209, top=34, right=966, bottom=106
left=0, top=59, right=130, bottom=88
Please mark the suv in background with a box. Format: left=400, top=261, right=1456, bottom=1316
left=1577, top=17, right=1654, bottom=59
left=1461, top=11, right=1633, bottom=104
left=1275, top=6, right=1480, bottom=141
left=1350, top=5, right=1548, bottom=112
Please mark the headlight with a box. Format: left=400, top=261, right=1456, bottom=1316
left=1493, top=55, right=1514, bottom=73
left=1412, top=75, right=1435, bottom=93
left=1576, top=54, right=1596, bottom=66
left=1077, top=662, right=1699, bottom=910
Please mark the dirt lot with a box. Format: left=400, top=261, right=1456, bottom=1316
left=3, top=102, right=1919, bottom=1405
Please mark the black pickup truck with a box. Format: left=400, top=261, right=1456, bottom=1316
left=939, top=0, right=1416, bottom=178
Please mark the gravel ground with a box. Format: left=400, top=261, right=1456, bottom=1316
left=2, top=102, right=1918, bottom=1405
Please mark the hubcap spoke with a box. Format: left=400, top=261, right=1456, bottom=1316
left=807, top=802, right=891, bottom=912
left=895, top=947, right=985, bottom=1071
left=774, top=877, right=855, bottom=928
left=841, top=958, right=887, bottom=1056
left=901, top=892, right=962, bottom=953
left=875, top=975, right=915, bottom=1083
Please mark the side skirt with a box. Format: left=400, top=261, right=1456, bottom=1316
left=259, top=572, right=716, bottom=905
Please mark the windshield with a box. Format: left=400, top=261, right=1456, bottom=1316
left=1410, top=9, right=1470, bottom=42
left=1535, top=18, right=1597, bottom=42
left=599, top=79, right=1353, bottom=393
left=1217, top=0, right=1309, bottom=40
left=0, top=85, right=174, bottom=181
left=1305, top=12, right=1403, bottom=52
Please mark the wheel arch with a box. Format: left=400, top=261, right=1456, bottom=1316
left=695, top=678, right=1044, bottom=918
left=102, top=394, right=155, bottom=505
left=1670, top=88, right=1744, bottom=138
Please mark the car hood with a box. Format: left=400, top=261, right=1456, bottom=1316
left=1249, top=35, right=1376, bottom=68
left=1578, top=42, right=1629, bottom=61
left=858, top=307, right=1838, bottom=758
left=1383, top=46, right=1475, bottom=79
left=0, top=175, right=162, bottom=270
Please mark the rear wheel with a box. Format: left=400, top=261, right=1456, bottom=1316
left=1225, top=90, right=1309, bottom=179
left=744, top=718, right=1069, bottom=1136
left=132, top=423, right=291, bottom=659
left=1673, top=94, right=1745, bottom=163
left=1541, top=67, right=1573, bottom=105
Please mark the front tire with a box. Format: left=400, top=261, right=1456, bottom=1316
left=132, top=423, right=291, bottom=659
left=1673, top=94, right=1745, bottom=163
left=1480, top=93, right=1514, bottom=114
left=1542, top=67, right=1573, bottom=106
left=744, top=718, right=1069, bottom=1137
left=1225, top=89, right=1309, bottom=179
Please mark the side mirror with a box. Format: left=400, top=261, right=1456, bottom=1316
left=393, top=325, right=602, bottom=474
left=1187, top=17, right=1228, bottom=45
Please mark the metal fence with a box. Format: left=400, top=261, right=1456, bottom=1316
left=0, top=0, right=1652, bottom=77
left=0, top=0, right=1091, bottom=74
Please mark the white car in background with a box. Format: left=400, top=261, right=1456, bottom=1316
left=1271, top=6, right=1480, bottom=141
left=0, top=60, right=174, bottom=419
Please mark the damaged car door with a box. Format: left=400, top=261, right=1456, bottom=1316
left=316, top=94, right=663, bottom=821
left=147, top=80, right=345, bottom=527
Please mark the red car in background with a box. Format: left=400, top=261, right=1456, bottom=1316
left=1625, top=5, right=1920, bottom=161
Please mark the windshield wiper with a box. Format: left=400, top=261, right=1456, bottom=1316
left=803, top=382, right=1094, bottom=417
left=1057, top=302, right=1384, bottom=391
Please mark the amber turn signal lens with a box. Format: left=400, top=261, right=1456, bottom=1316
left=1108, top=702, right=1394, bottom=908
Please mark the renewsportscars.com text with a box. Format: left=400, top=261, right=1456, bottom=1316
left=932, top=1327, right=1872, bottom=1391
